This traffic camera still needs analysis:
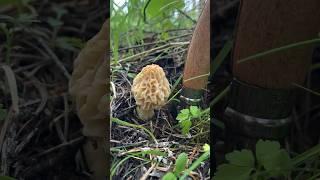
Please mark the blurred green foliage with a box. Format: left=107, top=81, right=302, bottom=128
left=111, top=0, right=202, bottom=62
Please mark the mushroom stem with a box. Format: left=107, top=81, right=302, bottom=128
left=83, top=136, right=107, bottom=180
left=136, top=106, right=154, bottom=120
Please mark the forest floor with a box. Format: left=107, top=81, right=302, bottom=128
left=0, top=0, right=107, bottom=179
left=110, top=29, right=211, bottom=179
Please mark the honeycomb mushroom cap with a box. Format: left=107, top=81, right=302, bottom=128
left=131, top=64, right=171, bottom=120
left=69, top=19, right=108, bottom=137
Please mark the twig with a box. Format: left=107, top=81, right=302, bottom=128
left=37, top=38, right=71, bottom=80
left=1, top=64, right=19, bottom=114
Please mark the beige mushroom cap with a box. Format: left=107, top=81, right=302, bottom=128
left=69, top=19, right=108, bottom=137
left=131, top=64, right=171, bottom=120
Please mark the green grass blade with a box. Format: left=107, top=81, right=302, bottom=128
left=211, top=40, right=233, bottom=76
left=238, top=38, right=320, bottom=64
left=292, top=144, right=320, bottom=167
left=179, top=151, right=210, bottom=180
left=292, top=83, right=320, bottom=96
left=112, top=117, right=158, bottom=144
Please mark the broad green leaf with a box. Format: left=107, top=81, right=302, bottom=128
left=226, top=150, right=255, bottom=167
left=176, top=112, right=189, bottom=121
left=262, top=150, right=292, bottom=177
left=213, top=164, right=253, bottom=180
left=146, top=0, right=185, bottom=19
left=189, top=106, right=201, bottom=118
left=174, top=153, right=188, bottom=175
left=256, top=140, right=281, bottom=166
left=162, top=172, right=177, bottom=180
left=180, top=109, right=189, bottom=115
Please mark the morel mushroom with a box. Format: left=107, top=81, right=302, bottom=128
left=69, top=19, right=108, bottom=180
left=131, top=64, right=171, bottom=120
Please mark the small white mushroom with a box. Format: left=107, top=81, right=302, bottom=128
left=131, top=64, right=171, bottom=120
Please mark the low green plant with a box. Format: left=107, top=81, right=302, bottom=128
left=214, top=139, right=320, bottom=180
left=163, top=144, right=210, bottom=180
left=176, top=106, right=204, bottom=135
left=111, top=0, right=200, bottom=63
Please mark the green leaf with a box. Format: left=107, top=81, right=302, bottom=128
left=140, top=149, right=167, bottom=157
left=203, top=144, right=210, bottom=152
left=213, top=164, right=253, bottom=180
left=226, top=150, right=255, bottom=167
left=52, top=5, right=68, bottom=18
left=176, top=113, right=189, bottom=121
left=162, top=172, right=177, bottom=180
left=47, top=17, right=63, bottom=27
left=189, top=106, right=201, bottom=118
left=55, top=37, right=79, bottom=52
left=180, top=109, right=189, bottom=115
left=0, top=0, right=19, bottom=6
left=262, top=150, right=292, bottom=177
left=180, top=119, right=191, bottom=135
left=127, top=73, right=137, bottom=79
left=146, top=0, right=185, bottom=19
left=255, top=140, right=292, bottom=178
left=255, top=140, right=281, bottom=166
left=0, top=176, right=16, bottom=180
left=176, top=109, right=190, bottom=121
left=174, top=153, right=188, bottom=176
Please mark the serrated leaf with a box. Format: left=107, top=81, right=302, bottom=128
left=226, top=150, right=254, bottom=167
left=162, top=172, right=177, bottom=180
left=190, top=106, right=201, bottom=118
left=176, top=112, right=189, bottom=121
left=174, top=153, right=188, bottom=175
left=180, top=109, right=189, bottom=115
left=256, top=140, right=281, bottom=166
left=213, top=164, right=253, bottom=180
left=262, top=150, right=292, bottom=177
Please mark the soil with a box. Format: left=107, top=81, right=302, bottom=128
left=0, top=0, right=107, bottom=179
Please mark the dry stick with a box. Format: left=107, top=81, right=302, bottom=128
left=63, top=94, right=70, bottom=140
left=1, top=65, right=19, bottom=114
left=115, top=42, right=188, bottom=64
left=35, top=136, right=84, bottom=157
left=117, top=33, right=192, bottom=51
left=139, top=162, right=157, bottom=180
left=0, top=107, right=13, bottom=153
left=37, top=38, right=71, bottom=80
